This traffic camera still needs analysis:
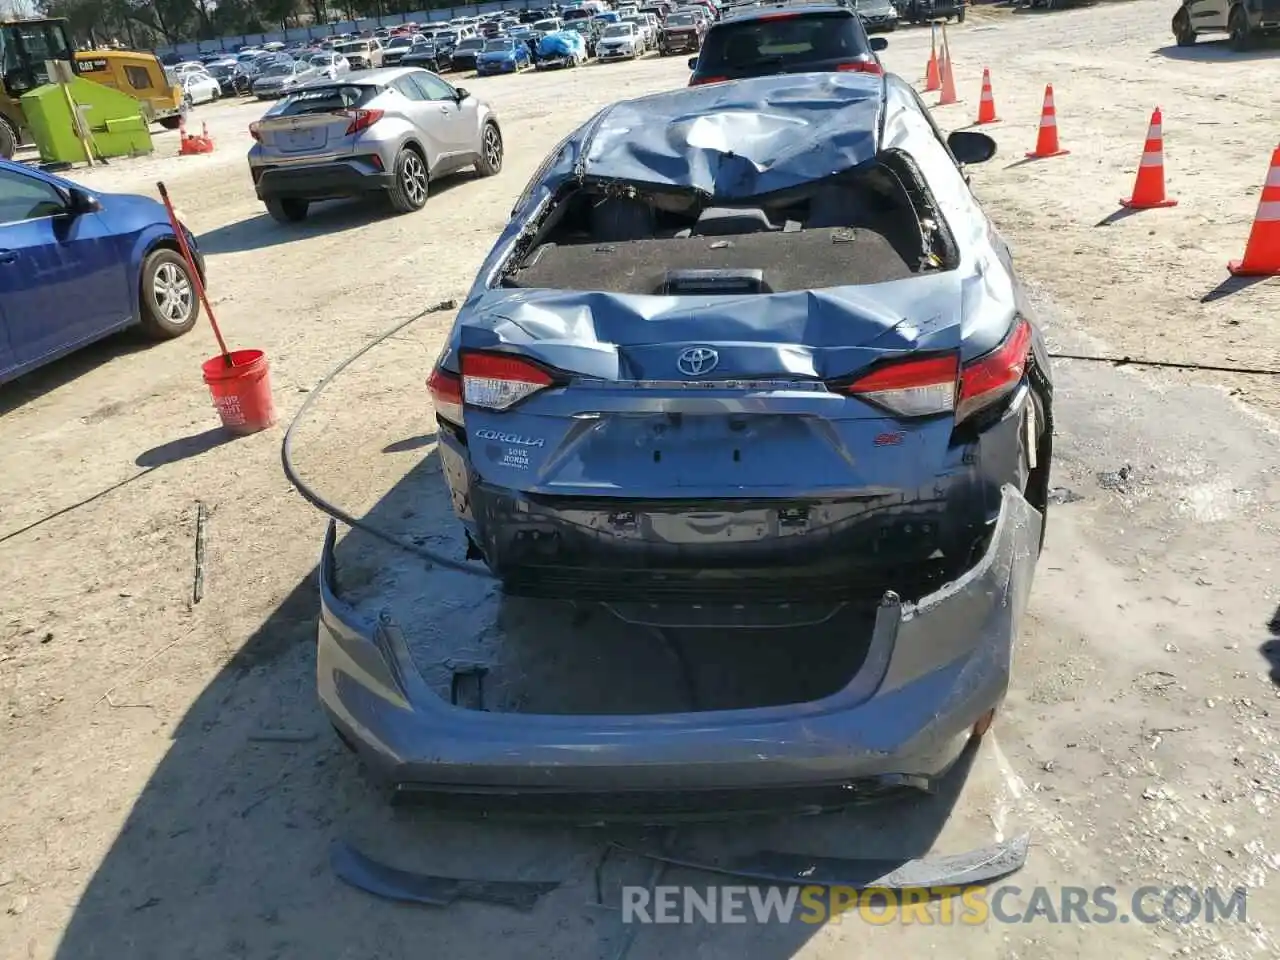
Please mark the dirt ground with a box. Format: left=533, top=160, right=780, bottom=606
left=1, top=1, right=1278, bottom=957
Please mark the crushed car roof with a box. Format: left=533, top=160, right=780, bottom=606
left=570, top=71, right=885, bottom=199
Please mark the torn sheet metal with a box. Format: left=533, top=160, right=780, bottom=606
left=330, top=841, right=560, bottom=911
left=613, top=834, right=1029, bottom=889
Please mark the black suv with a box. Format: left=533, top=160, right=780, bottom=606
left=688, top=4, right=887, bottom=86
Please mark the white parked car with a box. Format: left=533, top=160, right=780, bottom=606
left=173, top=67, right=221, bottom=105
left=597, top=21, right=643, bottom=59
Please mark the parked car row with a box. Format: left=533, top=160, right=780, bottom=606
left=165, top=0, right=726, bottom=89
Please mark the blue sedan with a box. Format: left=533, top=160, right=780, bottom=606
left=475, top=37, right=532, bottom=75
left=0, top=159, right=205, bottom=385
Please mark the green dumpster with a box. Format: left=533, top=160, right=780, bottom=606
left=20, top=76, right=153, bottom=165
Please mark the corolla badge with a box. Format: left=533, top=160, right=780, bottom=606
left=677, top=346, right=719, bottom=376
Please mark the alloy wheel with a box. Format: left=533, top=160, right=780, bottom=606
left=401, top=152, right=427, bottom=206
left=483, top=126, right=502, bottom=170
left=153, top=261, right=193, bottom=322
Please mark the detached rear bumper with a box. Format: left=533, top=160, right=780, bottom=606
left=315, top=486, right=1041, bottom=817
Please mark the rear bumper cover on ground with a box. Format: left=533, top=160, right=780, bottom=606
left=254, top=160, right=394, bottom=201
left=315, top=486, right=1041, bottom=814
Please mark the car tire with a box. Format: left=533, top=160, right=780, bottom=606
left=158, top=116, right=182, bottom=130
left=1172, top=10, right=1195, bottom=45
left=387, top=147, right=429, bottom=213
left=0, top=116, right=18, bottom=160
left=139, top=248, right=200, bottom=340
left=1229, top=6, right=1253, bottom=50
left=956, top=4, right=966, bottom=22
left=265, top=197, right=309, bottom=223
left=475, top=122, right=503, bottom=177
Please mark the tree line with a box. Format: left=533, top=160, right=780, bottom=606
left=32, top=0, right=470, bottom=47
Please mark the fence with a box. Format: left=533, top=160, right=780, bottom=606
left=153, top=0, right=548, bottom=59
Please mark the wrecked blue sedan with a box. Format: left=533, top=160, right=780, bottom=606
left=319, top=71, right=1051, bottom=815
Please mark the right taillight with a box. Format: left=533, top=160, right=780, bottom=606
left=956, top=318, right=1032, bottom=422
left=427, top=366, right=464, bottom=425
left=341, top=108, right=384, bottom=135
left=832, top=319, right=1033, bottom=423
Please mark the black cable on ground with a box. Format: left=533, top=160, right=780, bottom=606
left=1049, top=352, right=1279, bottom=377
left=280, top=299, right=497, bottom=579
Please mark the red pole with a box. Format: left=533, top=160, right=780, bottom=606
left=155, top=181, right=231, bottom=365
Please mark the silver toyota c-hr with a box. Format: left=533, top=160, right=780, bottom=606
left=247, top=66, right=503, bottom=223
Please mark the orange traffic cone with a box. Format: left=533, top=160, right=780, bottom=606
left=1228, top=145, right=1280, bottom=277
left=924, top=25, right=941, bottom=92
left=937, top=29, right=959, bottom=106
left=1120, top=108, right=1175, bottom=210
left=975, top=68, right=998, bottom=124
left=1025, top=84, right=1069, bottom=159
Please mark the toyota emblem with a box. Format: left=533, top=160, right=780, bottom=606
left=677, top=346, right=719, bottom=376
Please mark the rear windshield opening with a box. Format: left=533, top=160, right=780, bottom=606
left=701, top=13, right=868, bottom=70
left=501, top=151, right=956, bottom=295
left=276, top=84, right=373, bottom=115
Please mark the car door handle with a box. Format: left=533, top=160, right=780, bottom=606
left=439, top=105, right=450, bottom=113
left=0, top=250, right=17, bottom=265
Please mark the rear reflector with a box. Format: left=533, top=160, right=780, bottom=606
left=842, top=354, right=959, bottom=418
left=461, top=351, right=559, bottom=411
left=956, top=318, right=1033, bottom=422
left=341, top=108, right=384, bottom=135
left=427, top=366, right=464, bottom=425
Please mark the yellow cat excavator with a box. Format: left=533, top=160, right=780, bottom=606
left=0, top=16, right=79, bottom=159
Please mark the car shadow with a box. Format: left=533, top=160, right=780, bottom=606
left=198, top=176, right=482, bottom=254
left=0, top=331, right=152, bottom=418
left=196, top=202, right=386, bottom=254
left=1152, top=39, right=1280, bottom=62
left=53, top=440, right=999, bottom=959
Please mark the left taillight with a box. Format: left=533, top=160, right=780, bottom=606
left=460, top=351, right=560, bottom=412
left=836, top=60, right=883, bottom=75
left=249, top=121, right=262, bottom=142
left=832, top=319, right=1033, bottom=423
left=427, top=366, right=464, bottom=425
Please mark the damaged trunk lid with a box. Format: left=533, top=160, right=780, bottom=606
left=454, top=276, right=964, bottom=498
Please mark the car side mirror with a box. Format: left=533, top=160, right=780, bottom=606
left=454, top=86, right=469, bottom=101
left=68, top=188, right=103, bottom=215
left=870, top=37, right=888, bottom=52
left=687, top=55, right=698, bottom=69
left=947, top=130, right=998, bottom=165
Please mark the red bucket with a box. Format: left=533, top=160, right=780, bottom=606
left=202, top=349, right=277, bottom=435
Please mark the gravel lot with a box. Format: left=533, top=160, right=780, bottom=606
left=1, top=2, right=1278, bottom=958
